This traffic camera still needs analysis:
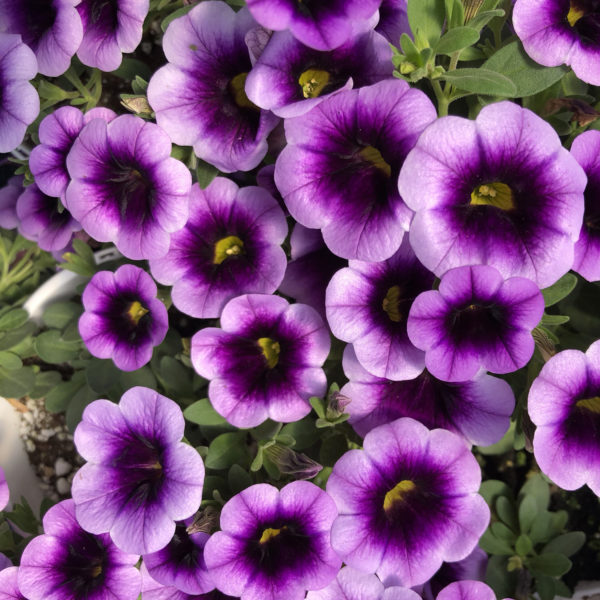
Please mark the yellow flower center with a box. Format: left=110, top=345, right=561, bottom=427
left=126, top=301, right=149, bottom=325
left=359, top=146, right=392, bottom=178
left=298, top=69, right=331, bottom=98
left=576, top=396, right=600, bottom=413
left=228, top=73, right=259, bottom=111
left=567, top=2, right=585, bottom=26
left=213, top=235, right=244, bottom=265
left=90, top=564, right=102, bottom=578
left=257, top=337, right=280, bottom=369
left=383, top=480, right=416, bottom=513
left=470, top=182, right=515, bottom=211
left=382, top=285, right=402, bottom=322
left=259, top=526, right=286, bottom=544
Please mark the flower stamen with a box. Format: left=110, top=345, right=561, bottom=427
left=383, top=479, right=416, bottom=513
left=470, top=182, right=515, bottom=210
left=359, top=145, right=392, bottom=177
left=382, top=285, right=402, bottom=322
left=214, top=235, right=244, bottom=265
left=299, top=69, right=331, bottom=98
left=126, top=301, right=149, bottom=325
left=576, top=396, right=600, bottom=413
left=257, top=337, right=280, bottom=369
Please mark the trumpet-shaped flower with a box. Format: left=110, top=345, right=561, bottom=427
left=327, top=418, right=490, bottom=587
left=398, top=101, right=586, bottom=287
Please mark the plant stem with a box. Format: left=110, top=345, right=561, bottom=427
left=431, top=80, right=450, bottom=117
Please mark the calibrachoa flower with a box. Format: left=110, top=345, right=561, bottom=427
left=407, top=264, right=544, bottom=382
left=0, top=34, right=38, bottom=153
left=77, top=0, right=149, bottom=72
left=29, top=106, right=116, bottom=201
left=437, top=581, right=509, bottom=600
left=0, top=0, right=82, bottom=77
left=18, top=499, right=141, bottom=600
left=340, top=346, right=514, bottom=445
left=71, top=387, right=205, bottom=555
left=0, top=567, right=24, bottom=600
left=570, top=130, right=600, bottom=281
left=305, top=566, right=420, bottom=600
left=204, top=481, right=341, bottom=600
left=143, top=518, right=213, bottom=595
left=0, top=175, right=23, bottom=229
left=375, top=0, right=410, bottom=45
left=278, top=224, right=346, bottom=321
left=513, top=0, right=600, bottom=85
left=149, top=178, right=288, bottom=319
left=79, top=264, right=168, bottom=371
left=528, top=339, right=600, bottom=495
left=147, top=1, right=279, bottom=173
left=65, top=114, right=191, bottom=260
left=192, top=293, right=330, bottom=428
left=245, top=0, right=381, bottom=50
left=275, top=79, right=437, bottom=261
left=245, top=26, right=392, bottom=118
left=16, top=183, right=81, bottom=252
left=326, top=238, right=434, bottom=381
left=327, top=418, right=490, bottom=587
left=398, top=101, right=586, bottom=287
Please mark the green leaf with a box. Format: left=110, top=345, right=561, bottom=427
left=519, top=474, right=550, bottom=511
left=496, top=495, right=518, bottom=531
left=541, top=313, right=570, bottom=325
left=447, top=0, right=465, bottom=28
left=319, top=434, right=348, bottom=467
left=157, top=356, right=194, bottom=397
left=0, top=322, right=36, bottom=351
left=29, top=370, right=63, bottom=399
left=551, top=510, right=568, bottom=533
left=4, top=497, right=39, bottom=534
left=527, top=552, right=572, bottom=577
left=0, top=309, right=29, bottom=331
left=479, top=479, right=512, bottom=505
left=34, top=330, right=81, bottom=363
left=119, top=366, right=157, bottom=391
left=439, top=68, right=517, bottom=96
left=482, top=40, right=567, bottom=97
left=518, top=495, right=537, bottom=533
left=465, top=8, right=505, bottom=30
left=196, top=159, right=219, bottom=189
left=45, top=373, right=86, bottom=413
left=491, top=521, right=516, bottom=543
left=309, top=396, right=326, bottom=419
left=515, top=534, right=533, bottom=556
left=407, top=0, right=446, bottom=45
left=205, top=432, right=247, bottom=470
left=131, top=75, right=149, bottom=95
left=541, top=273, right=577, bottom=307
left=0, top=366, right=35, bottom=397
left=0, top=351, right=22, bottom=370
left=529, top=511, right=554, bottom=544
left=543, top=531, right=586, bottom=557
left=228, top=464, right=253, bottom=495
left=109, top=57, right=152, bottom=81
left=85, top=358, right=121, bottom=394
left=42, top=301, right=83, bottom=330
left=183, top=399, right=227, bottom=426
left=66, top=383, right=97, bottom=432
left=536, top=575, right=557, bottom=600
left=280, top=417, right=319, bottom=450
left=478, top=529, right=514, bottom=555
left=161, top=4, right=193, bottom=31
left=435, top=27, right=479, bottom=55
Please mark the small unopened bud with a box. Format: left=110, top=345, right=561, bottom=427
left=120, top=95, right=152, bottom=116
left=186, top=505, right=219, bottom=535
left=264, top=443, right=323, bottom=480
left=463, top=0, right=484, bottom=22
left=532, top=327, right=556, bottom=362
left=399, top=62, right=417, bottom=75
left=326, top=391, right=351, bottom=420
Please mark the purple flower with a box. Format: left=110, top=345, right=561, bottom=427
left=398, top=101, right=586, bottom=287
left=143, top=519, right=213, bottom=595
left=245, top=0, right=381, bottom=50
left=0, top=34, right=38, bottom=153
left=341, top=346, right=514, bottom=446
left=306, top=567, right=420, bottom=600
left=71, top=387, right=205, bottom=555
left=77, top=0, right=149, bottom=72
left=376, top=0, right=410, bottom=45
left=29, top=106, right=116, bottom=201
left=79, top=264, right=168, bottom=372
left=528, top=339, right=600, bottom=495
left=436, top=581, right=507, bottom=600
left=204, top=481, right=341, bottom=600
left=0, top=175, right=23, bottom=229
left=149, top=178, right=287, bottom=319
left=326, top=238, right=434, bottom=381
left=0, top=0, right=82, bottom=77
left=513, top=0, right=600, bottom=85
left=16, top=183, right=81, bottom=252
left=245, top=26, right=392, bottom=118
left=0, top=567, right=24, bottom=600
left=65, top=114, right=191, bottom=260
left=278, top=224, right=346, bottom=321
left=275, top=79, right=437, bottom=261
left=147, top=2, right=279, bottom=173
left=0, top=467, right=8, bottom=511
left=327, top=418, right=490, bottom=587
left=407, top=264, right=544, bottom=382
left=191, top=294, right=330, bottom=428
left=570, top=130, right=600, bottom=281
left=18, top=499, right=141, bottom=600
